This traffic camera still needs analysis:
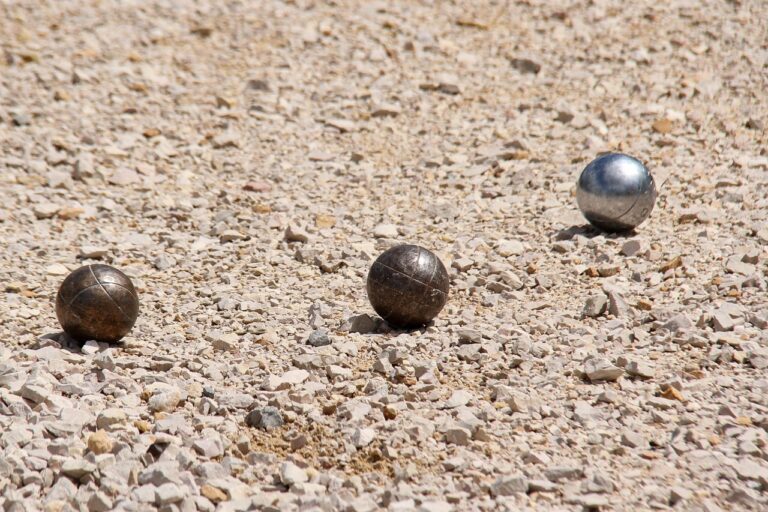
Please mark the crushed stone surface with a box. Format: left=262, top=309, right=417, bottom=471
left=1, top=0, right=768, bottom=510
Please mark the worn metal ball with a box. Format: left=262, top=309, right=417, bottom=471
left=366, top=244, right=449, bottom=328
left=55, top=264, right=139, bottom=343
left=576, top=153, right=657, bottom=232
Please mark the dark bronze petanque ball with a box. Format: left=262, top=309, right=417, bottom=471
left=55, top=264, right=140, bottom=343
left=366, top=244, right=449, bottom=328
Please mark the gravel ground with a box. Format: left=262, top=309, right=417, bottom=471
left=2, top=0, right=768, bottom=510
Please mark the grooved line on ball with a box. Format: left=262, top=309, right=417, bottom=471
left=421, top=247, right=441, bottom=291
left=614, top=179, right=653, bottom=223
left=100, top=281, right=138, bottom=301
left=89, top=265, right=133, bottom=322
left=612, top=193, right=641, bottom=223
left=373, top=262, right=447, bottom=294
left=66, top=283, right=103, bottom=306
left=66, top=279, right=137, bottom=305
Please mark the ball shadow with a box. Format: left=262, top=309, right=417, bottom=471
left=553, top=223, right=638, bottom=241
left=349, top=314, right=434, bottom=336
left=37, top=331, right=86, bottom=353
left=375, top=316, right=437, bottom=335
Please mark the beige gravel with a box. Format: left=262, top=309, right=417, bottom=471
left=1, top=1, right=768, bottom=511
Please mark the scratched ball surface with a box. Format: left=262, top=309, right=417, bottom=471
left=55, top=264, right=139, bottom=343
left=366, top=244, right=449, bottom=328
left=576, top=153, right=657, bottom=232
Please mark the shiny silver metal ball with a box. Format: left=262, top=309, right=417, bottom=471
left=576, top=153, right=657, bottom=232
